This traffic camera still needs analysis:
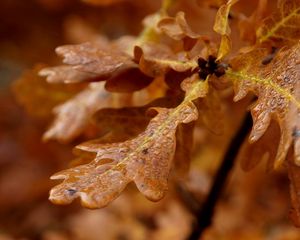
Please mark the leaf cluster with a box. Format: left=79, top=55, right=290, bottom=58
left=14, top=0, right=300, bottom=228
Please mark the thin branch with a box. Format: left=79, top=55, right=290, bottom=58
left=188, top=111, right=253, bottom=240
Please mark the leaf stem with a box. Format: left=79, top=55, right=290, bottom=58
left=187, top=111, right=252, bottom=240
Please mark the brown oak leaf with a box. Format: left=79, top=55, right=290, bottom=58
left=157, top=11, right=203, bottom=50
left=134, top=42, right=198, bottom=77
left=257, top=0, right=300, bottom=47
left=92, top=96, right=181, bottom=141
left=225, top=42, right=300, bottom=168
left=39, top=38, right=153, bottom=92
left=49, top=74, right=208, bottom=208
left=40, top=41, right=135, bottom=82
left=213, top=0, right=239, bottom=60
left=158, top=11, right=200, bottom=40
left=43, top=82, right=131, bottom=142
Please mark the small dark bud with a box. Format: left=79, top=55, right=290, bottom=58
left=198, top=69, right=209, bottom=80
left=198, top=58, right=207, bottom=68
left=197, top=55, right=228, bottom=80
left=208, top=55, right=217, bottom=64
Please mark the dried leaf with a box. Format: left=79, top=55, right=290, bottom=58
left=157, top=11, right=200, bottom=41
left=93, top=97, right=181, bottom=140
left=39, top=65, right=104, bottom=84
left=238, top=122, right=280, bottom=171
left=43, top=82, right=131, bottom=142
left=40, top=41, right=136, bottom=84
left=49, top=74, right=208, bottom=208
left=225, top=42, right=300, bottom=168
left=104, top=67, right=153, bottom=92
left=257, top=0, right=300, bottom=46
left=157, top=11, right=213, bottom=51
left=213, top=0, right=239, bottom=60
left=134, top=43, right=198, bottom=77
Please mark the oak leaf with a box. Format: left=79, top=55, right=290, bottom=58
left=49, top=74, right=208, bottom=208
left=39, top=65, right=103, bottom=84
left=41, top=42, right=134, bottom=81
left=40, top=38, right=156, bottom=92
left=157, top=11, right=203, bottom=50
left=158, top=11, right=200, bottom=41
left=43, top=82, right=131, bottom=142
left=213, top=0, right=238, bottom=60
left=92, top=96, right=181, bottom=141
left=238, top=122, right=280, bottom=171
left=225, top=42, right=300, bottom=168
left=134, top=43, right=198, bottom=77
left=257, top=0, right=300, bottom=47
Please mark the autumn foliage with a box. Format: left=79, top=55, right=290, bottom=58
left=2, top=0, right=300, bottom=239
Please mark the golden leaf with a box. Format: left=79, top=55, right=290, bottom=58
left=157, top=11, right=200, bottom=41
left=257, top=0, right=300, bottom=46
left=225, top=42, right=300, bottom=168
left=93, top=96, right=181, bottom=141
left=213, top=0, right=239, bottom=60
left=43, top=82, right=131, bottom=142
left=40, top=41, right=137, bottom=84
left=39, top=65, right=103, bottom=84
left=49, top=74, right=208, bottom=208
left=134, top=43, right=198, bottom=77
left=40, top=38, right=154, bottom=92
left=238, top=122, right=280, bottom=171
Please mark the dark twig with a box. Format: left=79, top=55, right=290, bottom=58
left=188, top=112, right=253, bottom=240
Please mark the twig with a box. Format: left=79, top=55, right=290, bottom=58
left=188, top=112, right=253, bottom=240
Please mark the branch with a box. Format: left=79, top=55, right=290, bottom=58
left=188, top=111, right=252, bottom=240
